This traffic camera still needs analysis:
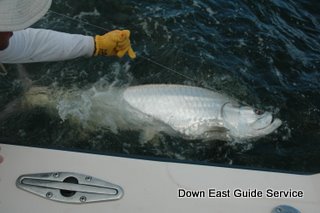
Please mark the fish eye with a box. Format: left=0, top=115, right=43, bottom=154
left=254, top=109, right=264, bottom=115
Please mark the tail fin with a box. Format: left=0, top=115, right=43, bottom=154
left=0, top=63, right=8, bottom=76
left=0, top=64, right=32, bottom=122
left=0, top=98, right=21, bottom=121
left=16, top=64, right=32, bottom=90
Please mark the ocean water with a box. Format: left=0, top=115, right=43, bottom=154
left=0, top=0, right=319, bottom=173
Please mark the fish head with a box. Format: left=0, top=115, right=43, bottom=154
left=222, top=103, right=282, bottom=140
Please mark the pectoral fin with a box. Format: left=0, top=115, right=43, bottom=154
left=139, top=128, right=157, bottom=144
left=203, top=126, right=230, bottom=141
left=208, top=126, right=229, bottom=133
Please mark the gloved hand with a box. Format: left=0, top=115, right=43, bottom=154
left=94, top=30, right=136, bottom=59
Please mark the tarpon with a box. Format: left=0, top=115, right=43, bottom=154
left=121, top=84, right=282, bottom=141
left=7, top=82, right=281, bottom=142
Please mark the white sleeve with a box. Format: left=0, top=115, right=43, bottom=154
left=0, top=28, right=95, bottom=63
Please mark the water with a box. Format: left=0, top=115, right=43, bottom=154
left=0, top=0, right=319, bottom=173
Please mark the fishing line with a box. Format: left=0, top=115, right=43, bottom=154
left=138, top=55, right=196, bottom=81
left=49, top=10, right=108, bottom=32
left=48, top=10, right=201, bottom=84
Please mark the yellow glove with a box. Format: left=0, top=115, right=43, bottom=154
left=94, top=30, right=136, bottom=59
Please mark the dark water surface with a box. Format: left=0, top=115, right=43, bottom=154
left=1, top=0, right=320, bottom=173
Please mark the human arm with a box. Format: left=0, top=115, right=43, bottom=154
left=0, top=28, right=94, bottom=63
left=0, top=28, right=135, bottom=63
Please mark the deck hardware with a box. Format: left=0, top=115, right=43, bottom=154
left=85, top=176, right=92, bottom=182
left=16, top=172, right=124, bottom=204
left=80, top=196, right=87, bottom=203
left=272, top=205, right=301, bottom=213
left=46, top=192, right=53, bottom=198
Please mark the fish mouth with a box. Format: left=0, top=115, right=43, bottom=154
left=251, top=113, right=282, bottom=136
left=251, top=113, right=274, bottom=130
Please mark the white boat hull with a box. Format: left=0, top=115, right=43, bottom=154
left=0, top=144, right=319, bottom=212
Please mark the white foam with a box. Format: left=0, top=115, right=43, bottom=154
left=206, top=7, right=217, bottom=16
left=74, top=8, right=100, bottom=19
left=54, top=84, right=169, bottom=143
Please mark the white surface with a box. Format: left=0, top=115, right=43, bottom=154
left=0, top=143, right=319, bottom=213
